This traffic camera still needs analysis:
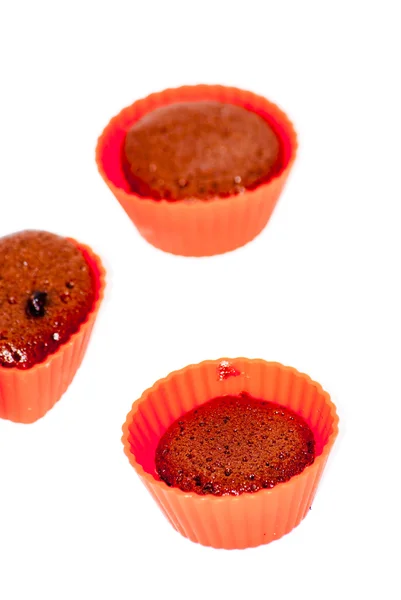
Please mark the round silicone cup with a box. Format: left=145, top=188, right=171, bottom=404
left=96, top=85, right=297, bottom=257
left=0, top=239, right=106, bottom=424
left=122, top=358, right=339, bottom=550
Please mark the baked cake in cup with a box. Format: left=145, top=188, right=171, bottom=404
left=122, top=358, right=339, bottom=549
left=0, top=230, right=105, bottom=423
left=96, top=85, right=297, bottom=257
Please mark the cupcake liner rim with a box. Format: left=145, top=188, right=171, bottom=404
left=96, top=84, right=298, bottom=209
left=122, top=358, right=339, bottom=503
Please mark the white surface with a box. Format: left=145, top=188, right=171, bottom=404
left=0, top=1, right=400, bottom=598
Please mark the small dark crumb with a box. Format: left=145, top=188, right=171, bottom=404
left=60, top=292, right=70, bottom=304
left=26, top=291, right=48, bottom=318
left=202, top=483, right=213, bottom=494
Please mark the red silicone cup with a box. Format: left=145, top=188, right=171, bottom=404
left=122, top=358, right=339, bottom=550
left=96, top=85, right=298, bottom=257
left=0, top=240, right=106, bottom=424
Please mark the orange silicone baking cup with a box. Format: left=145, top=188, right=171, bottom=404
left=122, top=358, right=339, bottom=550
left=96, top=85, right=298, bottom=257
left=0, top=239, right=106, bottom=424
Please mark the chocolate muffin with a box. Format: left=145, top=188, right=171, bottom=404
left=155, top=392, right=315, bottom=496
left=123, top=101, right=281, bottom=201
left=0, top=230, right=96, bottom=369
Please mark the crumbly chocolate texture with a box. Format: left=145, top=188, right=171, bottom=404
left=155, top=393, right=315, bottom=496
left=123, top=101, right=281, bottom=201
left=0, top=230, right=96, bottom=369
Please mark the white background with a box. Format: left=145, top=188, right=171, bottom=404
left=0, top=1, right=400, bottom=598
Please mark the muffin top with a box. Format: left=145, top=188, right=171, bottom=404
left=123, top=101, right=281, bottom=201
left=0, top=230, right=96, bottom=369
left=155, top=392, right=315, bottom=496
